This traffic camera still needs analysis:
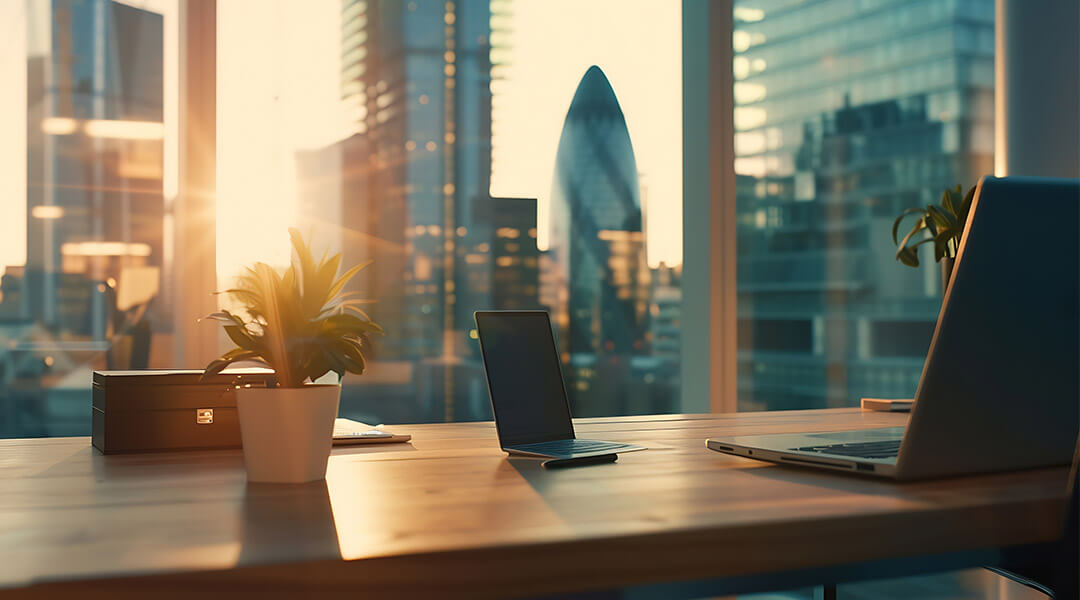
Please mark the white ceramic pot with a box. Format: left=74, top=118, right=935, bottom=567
left=235, top=384, right=341, bottom=484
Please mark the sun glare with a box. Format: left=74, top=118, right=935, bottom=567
left=216, top=0, right=349, bottom=286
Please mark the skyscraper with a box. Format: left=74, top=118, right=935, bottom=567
left=733, top=0, right=995, bottom=409
left=476, top=196, right=541, bottom=311
left=338, top=0, right=492, bottom=363
left=546, top=66, right=650, bottom=415
left=294, top=0, right=502, bottom=422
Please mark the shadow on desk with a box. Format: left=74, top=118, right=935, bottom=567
left=238, top=480, right=341, bottom=566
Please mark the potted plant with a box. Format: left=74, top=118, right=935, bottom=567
left=202, top=229, right=380, bottom=483
left=892, top=184, right=976, bottom=291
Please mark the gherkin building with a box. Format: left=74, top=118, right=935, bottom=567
left=548, top=66, right=648, bottom=361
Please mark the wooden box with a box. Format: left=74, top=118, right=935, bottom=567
left=91, top=369, right=276, bottom=454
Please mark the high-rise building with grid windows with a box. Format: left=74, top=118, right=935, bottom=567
left=733, top=0, right=995, bottom=410
left=337, top=0, right=493, bottom=362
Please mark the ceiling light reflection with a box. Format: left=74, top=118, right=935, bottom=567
left=41, top=117, right=78, bottom=135
left=84, top=119, right=165, bottom=140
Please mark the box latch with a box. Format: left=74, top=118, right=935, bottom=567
left=196, top=408, right=214, bottom=424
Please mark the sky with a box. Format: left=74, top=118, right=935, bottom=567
left=216, top=0, right=349, bottom=279
left=0, top=0, right=683, bottom=280
left=0, top=1, right=29, bottom=272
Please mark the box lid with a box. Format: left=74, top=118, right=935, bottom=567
left=93, top=367, right=275, bottom=386
left=92, top=368, right=277, bottom=411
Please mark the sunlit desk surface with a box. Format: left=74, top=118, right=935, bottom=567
left=0, top=408, right=1069, bottom=598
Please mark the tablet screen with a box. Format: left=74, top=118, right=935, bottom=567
left=474, top=311, right=575, bottom=446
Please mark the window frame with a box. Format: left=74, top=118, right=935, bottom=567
left=173, top=0, right=219, bottom=368
left=681, top=0, right=737, bottom=413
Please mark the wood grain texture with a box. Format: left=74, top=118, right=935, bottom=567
left=0, top=409, right=1069, bottom=598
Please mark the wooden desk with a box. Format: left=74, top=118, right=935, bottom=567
left=1, top=409, right=1069, bottom=598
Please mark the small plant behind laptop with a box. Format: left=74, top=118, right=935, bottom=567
left=201, top=228, right=381, bottom=483
left=892, top=184, right=976, bottom=291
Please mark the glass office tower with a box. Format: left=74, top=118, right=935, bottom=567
left=338, top=0, right=494, bottom=362
left=297, top=0, right=530, bottom=423
left=733, top=0, right=995, bottom=410
left=547, top=66, right=665, bottom=417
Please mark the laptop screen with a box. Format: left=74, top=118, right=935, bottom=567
left=475, top=311, right=575, bottom=447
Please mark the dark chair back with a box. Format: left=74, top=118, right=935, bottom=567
left=988, top=436, right=1079, bottom=598
left=1054, top=437, right=1078, bottom=598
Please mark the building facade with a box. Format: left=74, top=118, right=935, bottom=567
left=1, top=0, right=164, bottom=437
left=298, top=1, right=542, bottom=423
left=733, top=0, right=995, bottom=409
left=546, top=66, right=652, bottom=415
left=338, top=0, right=493, bottom=363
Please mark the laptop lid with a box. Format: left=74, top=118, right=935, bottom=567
left=474, top=311, right=576, bottom=447
left=897, top=176, right=1079, bottom=479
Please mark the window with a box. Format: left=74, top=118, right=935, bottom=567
left=733, top=0, right=994, bottom=411
left=1, top=0, right=686, bottom=437
left=219, top=0, right=684, bottom=424
left=1, top=0, right=177, bottom=437
left=1, top=0, right=1001, bottom=436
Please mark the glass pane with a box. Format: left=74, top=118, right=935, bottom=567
left=218, top=0, right=683, bottom=424
left=0, top=0, right=177, bottom=438
left=733, top=0, right=995, bottom=411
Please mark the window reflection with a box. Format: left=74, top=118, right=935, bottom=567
left=1, top=0, right=169, bottom=437
left=734, top=0, right=994, bottom=410
left=3, top=0, right=682, bottom=436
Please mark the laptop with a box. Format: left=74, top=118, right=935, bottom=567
left=707, top=176, right=1080, bottom=480
left=474, top=310, right=645, bottom=459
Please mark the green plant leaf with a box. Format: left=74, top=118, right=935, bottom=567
left=332, top=303, right=373, bottom=321
left=941, top=185, right=961, bottom=216
left=926, top=204, right=956, bottom=232
left=958, top=184, right=976, bottom=225
left=224, top=325, right=255, bottom=351
left=896, top=246, right=920, bottom=267
left=200, top=350, right=265, bottom=380
left=325, top=260, right=372, bottom=303
left=896, top=218, right=927, bottom=253
left=323, top=313, right=384, bottom=335
left=891, top=207, right=926, bottom=245
left=203, top=229, right=381, bottom=387
left=321, top=345, right=350, bottom=380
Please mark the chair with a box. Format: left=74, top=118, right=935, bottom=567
left=986, top=436, right=1079, bottom=598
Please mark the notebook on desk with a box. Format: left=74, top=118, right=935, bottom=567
left=333, top=418, right=411, bottom=446
left=860, top=398, right=914, bottom=412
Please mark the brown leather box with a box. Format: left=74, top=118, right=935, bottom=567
left=91, top=368, right=276, bottom=454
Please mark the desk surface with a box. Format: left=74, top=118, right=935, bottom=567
left=1, top=409, right=1070, bottom=597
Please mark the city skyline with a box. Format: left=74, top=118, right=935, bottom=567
left=0, top=1, right=684, bottom=279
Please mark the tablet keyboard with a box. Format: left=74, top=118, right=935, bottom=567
left=513, top=439, right=631, bottom=456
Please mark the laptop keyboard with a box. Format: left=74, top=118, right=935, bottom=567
left=514, top=439, right=629, bottom=455
left=794, top=439, right=901, bottom=459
